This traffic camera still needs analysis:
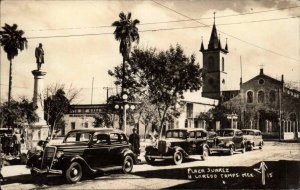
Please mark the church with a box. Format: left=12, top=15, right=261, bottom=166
left=199, top=17, right=300, bottom=140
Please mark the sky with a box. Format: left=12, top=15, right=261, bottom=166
left=0, top=0, right=299, bottom=104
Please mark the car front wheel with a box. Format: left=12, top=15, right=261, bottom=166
left=145, top=156, right=156, bottom=165
left=65, top=162, right=83, bottom=184
left=173, top=151, right=183, bottom=165
left=259, top=141, right=264, bottom=149
left=122, top=155, right=134, bottom=174
left=228, top=146, right=234, bottom=156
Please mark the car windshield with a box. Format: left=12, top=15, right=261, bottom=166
left=64, top=132, right=91, bottom=143
left=166, top=130, right=186, bottom=138
left=216, top=130, right=234, bottom=137
left=242, top=130, right=254, bottom=135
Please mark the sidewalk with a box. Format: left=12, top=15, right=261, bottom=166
left=2, top=165, right=30, bottom=177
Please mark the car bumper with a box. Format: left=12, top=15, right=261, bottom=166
left=32, top=167, right=63, bottom=175
left=210, top=147, right=230, bottom=152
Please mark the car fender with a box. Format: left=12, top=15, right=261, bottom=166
left=61, top=155, right=96, bottom=174
left=120, top=148, right=137, bottom=164
left=199, top=144, right=210, bottom=154
left=173, top=146, right=189, bottom=157
left=225, top=141, right=235, bottom=149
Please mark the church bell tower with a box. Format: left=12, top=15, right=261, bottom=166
left=200, top=13, right=228, bottom=100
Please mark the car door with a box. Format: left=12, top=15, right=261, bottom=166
left=186, top=131, right=196, bottom=154
left=195, top=131, right=206, bottom=154
left=233, top=130, right=244, bottom=149
left=86, top=133, right=111, bottom=168
left=107, top=133, right=130, bottom=166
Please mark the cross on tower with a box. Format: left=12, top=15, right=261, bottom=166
left=259, top=64, right=265, bottom=69
left=213, top=12, right=216, bottom=24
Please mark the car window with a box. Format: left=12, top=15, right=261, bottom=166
left=188, top=132, right=195, bottom=138
left=255, top=132, right=261, bottom=136
left=242, top=131, right=254, bottom=135
left=217, top=130, right=234, bottom=137
left=65, top=132, right=91, bottom=143
left=166, top=131, right=186, bottom=138
left=236, top=131, right=243, bottom=136
left=196, top=131, right=206, bottom=139
left=92, top=133, right=109, bottom=144
left=109, top=133, right=125, bottom=144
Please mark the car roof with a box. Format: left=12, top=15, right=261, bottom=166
left=217, top=129, right=241, bottom=131
left=68, top=128, right=124, bottom=134
left=241, top=129, right=261, bottom=132
left=168, top=128, right=207, bottom=132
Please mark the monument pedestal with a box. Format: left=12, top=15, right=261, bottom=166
left=26, top=69, right=49, bottom=150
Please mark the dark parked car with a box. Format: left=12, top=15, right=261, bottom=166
left=209, top=129, right=246, bottom=155
left=242, top=129, right=264, bottom=151
left=27, top=128, right=137, bottom=183
left=145, top=128, right=210, bottom=165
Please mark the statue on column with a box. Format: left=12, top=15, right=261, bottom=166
left=35, top=43, right=44, bottom=70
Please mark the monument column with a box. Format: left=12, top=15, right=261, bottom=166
left=26, top=43, right=49, bottom=149
left=32, top=70, right=47, bottom=125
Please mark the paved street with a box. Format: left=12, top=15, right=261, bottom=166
left=2, top=141, right=300, bottom=189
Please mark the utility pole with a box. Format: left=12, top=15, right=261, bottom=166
left=103, top=87, right=113, bottom=103
left=91, top=77, right=94, bottom=104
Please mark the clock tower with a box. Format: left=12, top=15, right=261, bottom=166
left=200, top=14, right=228, bottom=100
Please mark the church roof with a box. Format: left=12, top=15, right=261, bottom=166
left=200, top=15, right=228, bottom=53
left=242, top=69, right=283, bottom=86
left=208, top=23, right=219, bottom=50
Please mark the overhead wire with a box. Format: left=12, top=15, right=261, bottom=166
left=150, top=0, right=299, bottom=62
left=23, top=5, right=300, bottom=32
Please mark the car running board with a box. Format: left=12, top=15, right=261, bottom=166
left=94, top=166, right=122, bottom=172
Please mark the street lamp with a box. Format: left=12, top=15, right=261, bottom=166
left=114, top=92, right=136, bottom=134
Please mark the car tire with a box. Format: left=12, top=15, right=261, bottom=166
left=122, top=155, right=134, bottom=174
left=229, top=146, right=234, bottom=156
left=201, top=147, right=209, bottom=161
left=173, top=151, right=183, bottom=165
left=145, top=156, right=156, bottom=165
left=65, top=162, right=83, bottom=184
left=250, top=143, right=254, bottom=151
left=259, top=141, right=263, bottom=149
left=241, top=145, right=246, bottom=153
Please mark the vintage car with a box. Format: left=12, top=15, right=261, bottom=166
left=209, top=129, right=246, bottom=155
left=27, top=128, right=137, bottom=183
left=242, top=129, right=264, bottom=151
left=145, top=128, right=210, bottom=165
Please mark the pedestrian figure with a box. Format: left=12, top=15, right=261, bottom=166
left=1, top=134, right=9, bottom=155
left=12, top=132, right=21, bottom=156
left=129, top=128, right=140, bottom=156
left=0, top=143, right=5, bottom=187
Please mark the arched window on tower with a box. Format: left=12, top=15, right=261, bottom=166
left=258, top=90, right=265, bottom=103
left=246, top=91, right=253, bottom=103
left=222, top=57, right=224, bottom=71
left=208, top=56, right=214, bottom=70
left=269, top=90, right=276, bottom=103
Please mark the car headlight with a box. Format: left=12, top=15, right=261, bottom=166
left=166, top=142, right=171, bottom=147
left=56, top=151, right=64, bottom=158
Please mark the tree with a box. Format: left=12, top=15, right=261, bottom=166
left=0, top=98, right=38, bottom=129
left=93, top=114, right=112, bottom=128
left=109, top=45, right=203, bottom=137
left=43, top=84, right=81, bottom=138
left=208, top=105, right=231, bottom=129
left=0, top=24, right=28, bottom=106
left=112, top=12, right=140, bottom=93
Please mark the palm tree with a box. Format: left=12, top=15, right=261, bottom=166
left=0, top=23, right=28, bottom=107
left=112, top=12, right=140, bottom=93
